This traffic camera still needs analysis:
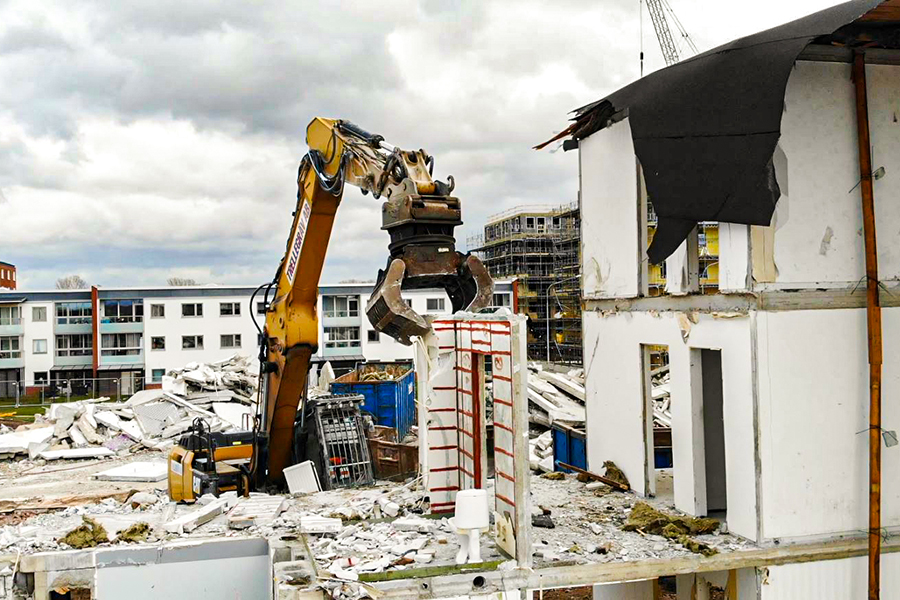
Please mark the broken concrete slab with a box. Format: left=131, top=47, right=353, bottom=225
left=228, top=495, right=287, bottom=529
left=164, top=499, right=228, bottom=534
left=95, top=411, right=142, bottom=441
left=0, top=426, right=54, bottom=455
left=39, top=447, right=115, bottom=460
left=67, top=424, right=89, bottom=447
left=212, top=402, right=253, bottom=429
left=95, top=460, right=168, bottom=482
left=124, top=388, right=166, bottom=407
left=75, top=415, right=105, bottom=445
left=299, top=516, right=343, bottom=534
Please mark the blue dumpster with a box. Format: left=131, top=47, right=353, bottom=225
left=330, top=361, right=416, bottom=439
left=552, top=423, right=587, bottom=472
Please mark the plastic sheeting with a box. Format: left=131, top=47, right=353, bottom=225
left=551, top=0, right=885, bottom=262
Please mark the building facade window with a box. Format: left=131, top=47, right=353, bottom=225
left=101, top=333, right=143, bottom=356
left=220, top=302, right=241, bottom=317
left=492, top=293, right=511, bottom=307
left=151, top=336, right=166, bottom=351
left=323, top=296, right=359, bottom=318
left=150, top=304, right=165, bottom=318
left=151, top=369, right=165, bottom=383
left=0, top=306, right=22, bottom=326
left=56, top=302, right=92, bottom=325
left=426, top=298, right=445, bottom=312
left=182, top=303, right=203, bottom=317
left=367, top=330, right=380, bottom=343
left=324, top=326, right=360, bottom=349
left=32, top=306, right=47, bottom=322
left=221, top=334, right=242, bottom=349
left=34, top=372, right=48, bottom=385
left=182, top=335, right=204, bottom=350
left=257, top=302, right=268, bottom=315
left=101, top=299, right=144, bottom=323
left=0, top=336, right=21, bottom=359
left=55, top=334, right=92, bottom=357
left=33, top=339, right=48, bottom=354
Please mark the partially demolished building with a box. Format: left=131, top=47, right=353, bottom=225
left=543, top=0, right=900, bottom=596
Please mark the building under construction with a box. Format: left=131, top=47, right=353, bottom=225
left=469, top=203, right=581, bottom=364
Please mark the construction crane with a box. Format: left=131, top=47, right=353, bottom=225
left=641, top=0, right=699, bottom=73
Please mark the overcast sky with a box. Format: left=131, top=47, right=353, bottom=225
left=0, top=0, right=847, bottom=290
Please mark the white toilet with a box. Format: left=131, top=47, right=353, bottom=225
left=449, top=488, right=490, bottom=564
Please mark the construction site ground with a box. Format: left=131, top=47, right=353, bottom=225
left=0, top=450, right=757, bottom=574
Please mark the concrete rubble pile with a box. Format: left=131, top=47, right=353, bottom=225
left=651, top=365, right=671, bottom=428
left=0, top=355, right=259, bottom=462
left=526, top=363, right=585, bottom=427
left=529, top=430, right=555, bottom=473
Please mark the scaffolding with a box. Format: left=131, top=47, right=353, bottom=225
left=469, top=202, right=582, bottom=364
left=646, top=200, right=719, bottom=295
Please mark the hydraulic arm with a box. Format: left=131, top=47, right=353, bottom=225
left=254, top=118, right=493, bottom=485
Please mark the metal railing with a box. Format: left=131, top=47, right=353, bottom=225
left=0, top=377, right=149, bottom=409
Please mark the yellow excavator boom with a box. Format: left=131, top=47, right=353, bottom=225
left=253, top=118, right=493, bottom=485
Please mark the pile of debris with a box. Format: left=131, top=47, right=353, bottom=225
left=0, top=355, right=259, bottom=462
left=526, top=364, right=585, bottom=427
left=651, top=364, right=671, bottom=428
left=529, top=430, right=555, bottom=472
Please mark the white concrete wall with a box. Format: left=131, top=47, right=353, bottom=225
left=593, top=579, right=653, bottom=600
left=760, top=554, right=900, bottom=599
left=757, top=306, right=900, bottom=539
left=763, top=61, right=900, bottom=288
left=580, top=117, right=640, bottom=299
left=144, top=294, right=259, bottom=381
left=23, top=301, right=53, bottom=382
left=582, top=310, right=758, bottom=540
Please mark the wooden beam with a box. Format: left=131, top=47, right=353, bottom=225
left=556, top=462, right=630, bottom=491
left=853, top=50, right=883, bottom=600
left=369, top=536, right=900, bottom=599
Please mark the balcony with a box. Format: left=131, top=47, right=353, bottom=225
left=55, top=352, right=92, bottom=367
left=100, top=352, right=144, bottom=366
left=0, top=317, right=23, bottom=336
left=323, top=344, right=362, bottom=358
left=0, top=352, right=23, bottom=369
left=99, top=320, right=144, bottom=334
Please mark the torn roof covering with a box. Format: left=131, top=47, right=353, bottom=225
left=541, top=0, right=896, bottom=263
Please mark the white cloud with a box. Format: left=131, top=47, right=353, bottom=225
left=0, top=0, right=850, bottom=289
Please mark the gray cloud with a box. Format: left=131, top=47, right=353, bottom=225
left=0, top=0, right=844, bottom=290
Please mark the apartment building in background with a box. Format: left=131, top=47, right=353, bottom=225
left=0, top=281, right=514, bottom=397
left=0, top=262, right=16, bottom=290
left=469, top=203, right=581, bottom=363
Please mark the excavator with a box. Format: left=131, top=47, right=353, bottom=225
left=168, top=118, right=493, bottom=501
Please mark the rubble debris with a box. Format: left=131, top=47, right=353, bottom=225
left=532, top=514, right=555, bottom=529
left=58, top=517, right=109, bottom=549
left=228, top=495, right=287, bottom=529
left=128, top=492, right=159, bottom=509
left=40, top=447, right=115, bottom=461
left=542, top=471, right=565, bottom=481
left=0, top=355, right=259, bottom=464
left=0, top=426, right=54, bottom=456
left=164, top=498, right=228, bottom=534
left=95, top=460, right=168, bottom=482
left=622, top=502, right=719, bottom=556
left=117, top=522, right=150, bottom=543
left=558, top=461, right=629, bottom=492
left=526, top=364, right=586, bottom=427
left=603, top=461, right=630, bottom=488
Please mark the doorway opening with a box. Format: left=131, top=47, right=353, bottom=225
left=641, top=344, right=671, bottom=499
left=698, top=348, right=727, bottom=519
